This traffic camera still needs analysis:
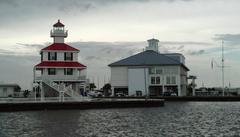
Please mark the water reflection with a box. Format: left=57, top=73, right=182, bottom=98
left=0, top=102, right=240, bottom=137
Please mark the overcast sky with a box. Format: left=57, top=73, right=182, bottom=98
left=1, top=0, right=240, bottom=89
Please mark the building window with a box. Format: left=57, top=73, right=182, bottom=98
left=48, top=68, right=56, bottom=75
left=166, top=76, right=176, bottom=84
left=14, top=87, right=20, bottom=92
left=149, top=67, right=155, bottom=74
left=156, top=67, right=162, bottom=74
left=171, top=76, right=176, bottom=84
left=166, top=76, right=171, bottom=84
left=136, top=90, right=142, bottom=96
left=3, top=88, right=7, bottom=97
left=156, top=76, right=161, bottom=84
left=64, top=68, right=73, bottom=75
left=64, top=52, right=73, bottom=61
left=151, top=77, right=155, bottom=84
left=48, top=52, right=57, bottom=60
left=149, top=67, right=162, bottom=74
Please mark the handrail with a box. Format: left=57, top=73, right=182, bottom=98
left=42, top=81, right=83, bottom=101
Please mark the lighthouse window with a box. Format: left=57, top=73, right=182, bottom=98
left=41, top=52, right=43, bottom=61
left=48, top=68, right=56, bottom=75
left=64, top=52, right=73, bottom=61
left=48, top=52, right=57, bottom=61
left=64, top=68, right=73, bottom=75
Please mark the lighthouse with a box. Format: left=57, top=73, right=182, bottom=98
left=33, top=20, right=87, bottom=100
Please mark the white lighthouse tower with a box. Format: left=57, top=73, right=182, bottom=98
left=33, top=20, right=87, bottom=101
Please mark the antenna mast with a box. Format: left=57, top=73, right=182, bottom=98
left=221, top=40, right=225, bottom=96
left=212, top=40, right=228, bottom=96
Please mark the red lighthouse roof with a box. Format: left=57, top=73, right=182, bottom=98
left=41, top=43, right=79, bottom=51
left=35, top=61, right=86, bottom=68
left=53, top=19, right=65, bottom=27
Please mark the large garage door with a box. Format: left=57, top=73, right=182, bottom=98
left=128, top=68, right=147, bottom=96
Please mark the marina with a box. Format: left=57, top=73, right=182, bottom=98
left=1, top=1, right=240, bottom=136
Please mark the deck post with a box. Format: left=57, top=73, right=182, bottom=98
left=162, top=75, right=165, bottom=96
left=40, top=82, right=44, bottom=101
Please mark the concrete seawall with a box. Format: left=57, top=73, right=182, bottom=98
left=96, top=96, right=240, bottom=101
left=0, top=99, right=164, bottom=112
left=160, top=96, right=240, bottom=101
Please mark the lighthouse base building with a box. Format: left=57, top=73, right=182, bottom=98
left=33, top=20, right=87, bottom=100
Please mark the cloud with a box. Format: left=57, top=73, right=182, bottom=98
left=0, top=0, right=194, bottom=26
left=0, top=0, right=192, bottom=11
left=2, top=40, right=210, bottom=58
left=0, top=54, right=39, bottom=89
left=16, top=43, right=45, bottom=50
left=177, top=45, right=185, bottom=50
left=186, top=49, right=205, bottom=55
left=158, top=41, right=211, bottom=56
left=161, top=41, right=212, bottom=46
left=0, top=0, right=19, bottom=7
left=0, top=49, right=16, bottom=55
left=68, top=41, right=143, bottom=65
left=213, top=34, right=240, bottom=46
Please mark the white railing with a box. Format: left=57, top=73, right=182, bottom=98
left=35, top=75, right=86, bottom=81
left=65, top=84, right=81, bottom=97
left=78, top=76, right=86, bottom=80
left=50, top=30, right=68, bottom=37
left=0, top=97, right=163, bottom=103
left=42, top=81, right=84, bottom=101
left=0, top=97, right=92, bottom=103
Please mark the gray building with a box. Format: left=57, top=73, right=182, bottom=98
left=109, top=38, right=189, bottom=96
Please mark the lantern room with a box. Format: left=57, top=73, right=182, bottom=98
left=50, top=20, right=68, bottom=43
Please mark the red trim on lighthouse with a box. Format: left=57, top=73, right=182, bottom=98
left=53, top=19, right=65, bottom=27
left=35, top=61, right=86, bottom=68
left=41, top=43, right=79, bottom=51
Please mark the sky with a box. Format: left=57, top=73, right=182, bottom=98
left=1, top=0, right=240, bottom=89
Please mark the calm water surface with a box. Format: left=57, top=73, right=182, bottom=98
left=0, top=102, right=240, bottom=137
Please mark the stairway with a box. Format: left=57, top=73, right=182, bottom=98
left=42, top=80, right=84, bottom=101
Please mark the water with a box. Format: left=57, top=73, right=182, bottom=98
left=0, top=102, right=240, bottom=137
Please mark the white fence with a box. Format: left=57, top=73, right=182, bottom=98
left=0, top=96, right=93, bottom=103
left=0, top=97, right=162, bottom=103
